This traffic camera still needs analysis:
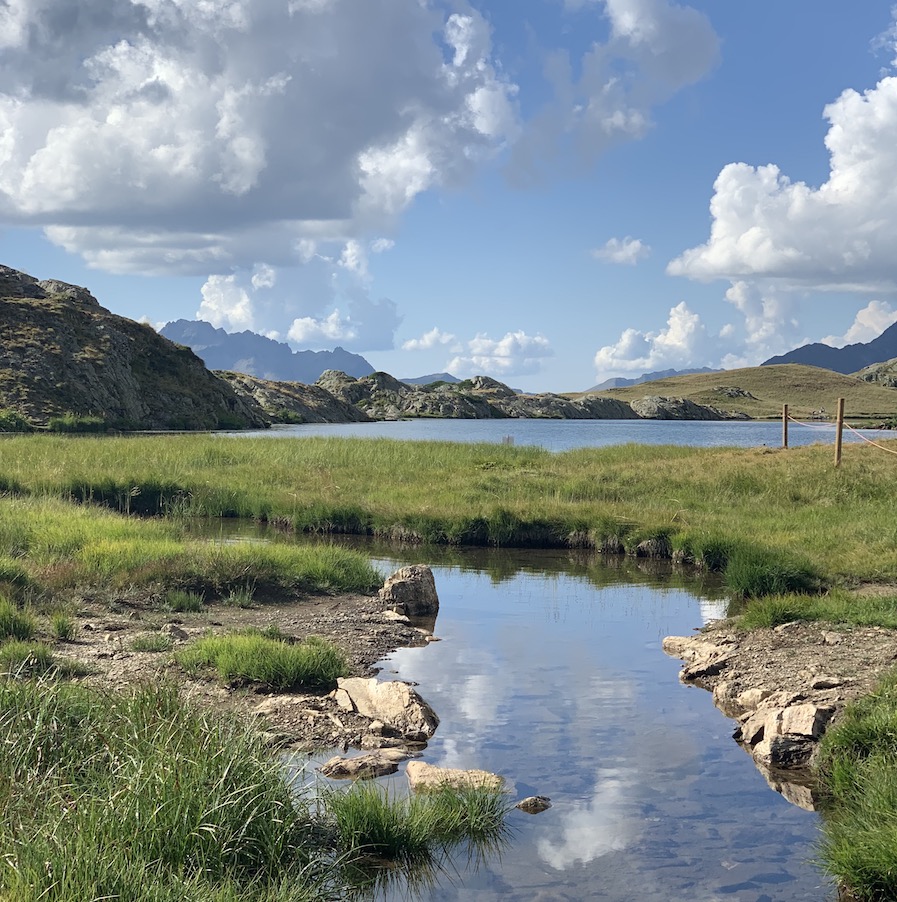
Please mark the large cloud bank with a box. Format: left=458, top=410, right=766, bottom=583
left=595, top=14, right=897, bottom=379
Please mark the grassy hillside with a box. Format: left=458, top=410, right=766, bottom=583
left=572, top=364, right=897, bottom=421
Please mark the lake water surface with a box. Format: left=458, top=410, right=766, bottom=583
left=286, top=548, right=834, bottom=901
left=242, top=417, right=890, bottom=452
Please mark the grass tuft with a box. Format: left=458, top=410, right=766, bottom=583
left=131, top=632, right=175, bottom=653
left=176, top=632, right=347, bottom=691
left=723, top=546, right=819, bottom=598
left=0, top=597, right=36, bottom=641
left=164, top=588, right=205, bottom=613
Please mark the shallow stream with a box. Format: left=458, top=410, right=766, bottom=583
left=288, top=547, right=834, bottom=901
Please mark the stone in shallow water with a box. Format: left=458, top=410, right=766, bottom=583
left=406, top=760, right=504, bottom=792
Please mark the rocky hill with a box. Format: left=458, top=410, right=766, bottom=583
left=762, top=322, right=897, bottom=373
left=0, top=266, right=268, bottom=430
left=854, top=357, right=897, bottom=388
left=225, top=370, right=740, bottom=422
left=160, top=319, right=374, bottom=383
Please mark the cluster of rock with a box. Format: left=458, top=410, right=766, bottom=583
left=309, top=565, right=547, bottom=811
left=225, top=369, right=746, bottom=424
left=660, top=621, right=894, bottom=810
left=855, top=357, right=897, bottom=389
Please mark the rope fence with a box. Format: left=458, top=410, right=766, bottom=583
left=781, top=399, right=897, bottom=465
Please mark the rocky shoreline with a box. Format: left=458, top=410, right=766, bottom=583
left=663, top=618, right=897, bottom=809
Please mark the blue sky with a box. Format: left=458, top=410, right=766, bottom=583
left=2, top=1, right=897, bottom=392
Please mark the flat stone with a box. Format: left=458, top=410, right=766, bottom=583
left=811, top=675, right=844, bottom=690
left=780, top=703, right=834, bottom=739
left=320, top=753, right=404, bottom=780
left=736, top=687, right=774, bottom=710
left=753, top=735, right=814, bottom=769
left=406, top=760, right=504, bottom=792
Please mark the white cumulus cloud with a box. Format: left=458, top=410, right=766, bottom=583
left=593, top=301, right=709, bottom=376
left=668, top=75, right=897, bottom=292
left=0, top=0, right=518, bottom=275
left=823, top=299, right=897, bottom=347
left=402, top=327, right=457, bottom=351
left=592, top=236, right=651, bottom=265
left=448, top=330, right=553, bottom=378
left=287, top=310, right=356, bottom=347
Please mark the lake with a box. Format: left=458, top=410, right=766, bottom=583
left=285, top=547, right=834, bottom=901
left=239, top=417, right=891, bottom=452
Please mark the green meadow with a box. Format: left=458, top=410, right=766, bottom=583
left=2, top=431, right=896, bottom=587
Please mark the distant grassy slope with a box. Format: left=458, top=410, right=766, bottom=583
left=570, top=364, right=897, bottom=421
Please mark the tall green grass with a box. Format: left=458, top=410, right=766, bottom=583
left=0, top=680, right=336, bottom=901
left=0, top=680, right=510, bottom=902
left=176, top=632, right=347, bottom=691
left=325, top=780, right=509, bottom=894
left=817, top=672, right=897, bottom=900
left=0, top=596, right=36, bottom=640
left=0, top=496, right=381, bottom=599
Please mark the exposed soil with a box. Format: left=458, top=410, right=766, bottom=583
left=54, top=588, right=437, bottom=752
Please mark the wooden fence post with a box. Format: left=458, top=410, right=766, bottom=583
left=835, top=397, right=845, bottom=467
left=782, top=404, right=788, bottom=449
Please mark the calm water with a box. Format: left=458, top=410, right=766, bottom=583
left=240, top=417, right=890, bottom=452
left=285, top=549, right=833, bottom=901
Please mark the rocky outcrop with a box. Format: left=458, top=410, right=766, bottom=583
left=405, top=760, right=504, bottom=792
left=0, top=266, right=268, bottom=430
left=232, top=370, right=739, bottom=423
left=215, top=372, right=371, bottom=424
left=855, top=357, right=897, bottom=389
left=631, top=396, right=745, bottom=420
left=663, top=620, right=897, bottom=808
left=333, top=677, right=439, bottom=742
left=378, top=565, right=440, bottom=617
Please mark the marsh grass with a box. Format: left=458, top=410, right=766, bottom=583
left=50, top=609, right=76, bottom=641
left=165, top=588, right=205, bottom=612
left=0, top=597, right=36, bottom=640
left=0, top=640, right=54, bottom=675
left=326, top=781, right=509, bottom=875
left=817, top=672, right=897, bottom=900
left=0, top=496, right=381, bottom=599
left=2, top=433, right=896, bottom=585
left=722, top=546, right=820, bottom=598
left=0, top=681, right=508, bottom=901
left=131, top=632, right=174, bottom=653
left=737, top=590, right=897, bottom=630
left=0, top=680, right=337, bottom=901
left=176, top=632, right=347, bottom=691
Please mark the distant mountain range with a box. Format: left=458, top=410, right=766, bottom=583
left=762, top=322, right=897, bottom=374
left=590, top=367, right=721, bottom=391
left=160, top=319, right=375, bottom=383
